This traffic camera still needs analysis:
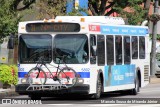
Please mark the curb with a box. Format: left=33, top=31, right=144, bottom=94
left=0, top=88, right=19, bottom=98
left=0, top=91, right=19, bottom=98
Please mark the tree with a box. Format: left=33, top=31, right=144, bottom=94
left=35, top=0, right=66, bottom=19
left=12, top=0, right=35, bottom=11
left=35, top=0, right=87, bottom=19
left=88, top=0, right=151, bottom=25
left=149, top=0, right=160, bottom=76
left=0, top=0, right=21, bottom=43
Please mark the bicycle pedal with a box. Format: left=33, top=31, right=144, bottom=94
left=66, top=76, right=70, bottom=80
left=53, top=76, right=58, bottom=81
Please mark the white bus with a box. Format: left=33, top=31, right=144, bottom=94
left=12, top=16, right=150, bottom=100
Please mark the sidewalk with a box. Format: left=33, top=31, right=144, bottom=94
left=0, top=85, right=19, bottom=98
left=150, top=76, right=160, bottom=84
left=0, top=77, right=159, bottom=98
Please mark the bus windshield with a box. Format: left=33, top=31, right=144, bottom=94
left=19, top=34, right=52, bottom=63
left=53, top=34, right=88, bottom=64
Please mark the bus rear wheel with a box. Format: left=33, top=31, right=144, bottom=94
left=131, top=75, right=140, bottom=95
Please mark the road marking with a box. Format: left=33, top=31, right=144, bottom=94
left=140, top=89, right=160, bottom=93
left=47, top=104, right=73, bottom=106
left=88, top=104, right=160, bottom=107
left=88, top=104, right=125, bottom=106
left=130, top=104, right=160, bottom=107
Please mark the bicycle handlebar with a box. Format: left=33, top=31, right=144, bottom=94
left=36, top=55, right=67, bottom=65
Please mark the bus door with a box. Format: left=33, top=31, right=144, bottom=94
left=89, top=34, right=98, bottom=93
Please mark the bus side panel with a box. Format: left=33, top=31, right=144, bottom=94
left=104, top=64, right=135, bottom=92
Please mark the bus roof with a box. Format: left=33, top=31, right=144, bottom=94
left=18, top=16, right=148, bottom=36
left=19, top=16, right=125, bottom=25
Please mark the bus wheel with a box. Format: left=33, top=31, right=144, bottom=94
left=90, top=76, right=102, bottom=99
left=132, top=75, right=140, bottom=95
left=29, top=94, right=41, bottom=100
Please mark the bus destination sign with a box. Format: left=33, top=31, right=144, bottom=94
left=26, top=23, right=80, bottom=32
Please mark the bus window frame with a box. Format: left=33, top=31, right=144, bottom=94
left=90, top=34, right=97, bottom=64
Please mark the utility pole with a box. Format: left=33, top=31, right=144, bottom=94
left=150, top=0, right=159, bottom=76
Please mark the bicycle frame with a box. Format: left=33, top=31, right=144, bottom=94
left=34, top=58, right=69, bottom=81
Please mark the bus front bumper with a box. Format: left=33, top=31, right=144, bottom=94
left=15, top=84, right=90, bottom=96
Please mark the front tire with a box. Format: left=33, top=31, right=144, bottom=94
left=28, top=67, right=47, bottom=85
left=58, top=67, right=78, bottom=88
left=90, top=76, right=102, bottom=99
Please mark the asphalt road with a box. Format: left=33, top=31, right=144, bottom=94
left=1, top=83, right=160, bottom=107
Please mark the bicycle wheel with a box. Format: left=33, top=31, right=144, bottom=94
left=28, top=67, right=47, bottom=85
left=57, top=67, right=78, bottom=88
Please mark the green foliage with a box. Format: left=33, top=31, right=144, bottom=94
left=150, top=34, right=160, bottom=40
left=114, top=0, right=145, bottom=25
left=89, top=0, right=147, bottom=25
left=0, top=0, right=22, bottom=42
left=0, top=64, right=18, bottom=85
left=148, top=14, right=160, bottom=23
left=36, top=0, right=66, bottom=19
left=0, top=65, right=13, bottom=85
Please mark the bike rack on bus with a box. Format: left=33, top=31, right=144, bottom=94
left=26, top=84, right=68, bottom=91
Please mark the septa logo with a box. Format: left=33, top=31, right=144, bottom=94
left=89, top=25, right=100, bottom=32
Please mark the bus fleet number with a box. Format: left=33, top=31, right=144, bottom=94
left=81, top=68, right=90, bottom=72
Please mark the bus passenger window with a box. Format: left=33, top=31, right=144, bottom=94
left=115, top=36, right=122, bottom=64
left=124, top=36, right=131, bottom=64
left=132, top=36, right=138, bottom=59
left=139, top=37, right=145, bottom=59
left=90, top=35, right=96, bottom=64
left=106, top=35, right=114, bottom=65
left=97, top=35, right=105, bottom=66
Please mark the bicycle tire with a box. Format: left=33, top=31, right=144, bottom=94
left=28, top=67, right=47, bottom=85
left=57, top=67, right=78, bottom=88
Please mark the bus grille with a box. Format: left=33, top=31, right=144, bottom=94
left=144, top=65, right=149, bottom=81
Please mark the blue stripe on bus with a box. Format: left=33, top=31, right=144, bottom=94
left=77, top=72, right=90, bottom=78
left=100, top=25, right=148, bottom=35
left=18, top=72, right=90, bottom=78
left=18, top=72, right=28, bottom=78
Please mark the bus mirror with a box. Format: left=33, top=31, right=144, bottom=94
left=7, top=34, right=15, bottom=49
left=92, top=46, right=97, bottom=56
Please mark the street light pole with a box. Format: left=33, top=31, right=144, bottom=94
left=150, top=0, right=159, bottom=76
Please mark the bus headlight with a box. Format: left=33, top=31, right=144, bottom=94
left=72, top=78, right=84, bottom=84
left=21, top=78, right=27, bottom=84
left=78, top=78, right=84, bottom=84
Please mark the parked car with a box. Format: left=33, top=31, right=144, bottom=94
left=155, top=54, right=160, bottom=78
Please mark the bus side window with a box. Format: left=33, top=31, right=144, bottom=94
left=97, top=35, right=105, bottom=66
left=132, top=36, right=138, bottom=59
left=115, top=36, right=122, bottom=65
left=124, top=36, right=131, bottom=64
left=106, top=35, right=114, bottom=65
left=139, top=37, right=145, bottom=59
left=90, top=35, right=96, bottom=64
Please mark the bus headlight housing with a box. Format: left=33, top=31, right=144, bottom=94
left=21, top=78, right=27, bottom=84
left=73, top=78, right=84, bottom=84
left=78, top=78, right=84, bottom=84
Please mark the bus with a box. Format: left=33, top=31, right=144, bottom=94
left=12, top=16, right=150, bottom=100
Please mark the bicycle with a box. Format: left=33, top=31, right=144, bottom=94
left=27, top=55, right=78, bottom=88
